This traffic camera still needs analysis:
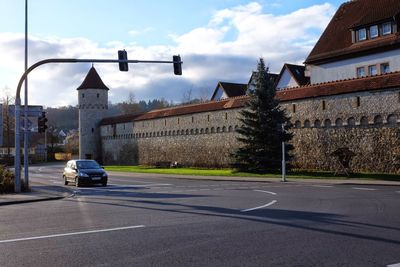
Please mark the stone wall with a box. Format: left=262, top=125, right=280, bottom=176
left=291, top=126, right=400, bottom=173
left=100, top=87, right=400, bottom=173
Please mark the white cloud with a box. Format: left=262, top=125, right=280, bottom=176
left=0, top=2, right=335, bottom=107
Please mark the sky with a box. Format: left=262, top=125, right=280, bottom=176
left=0, top=0, right=345, bottom=107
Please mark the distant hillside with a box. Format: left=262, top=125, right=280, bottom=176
left=44, top=99, right=171, bottom=131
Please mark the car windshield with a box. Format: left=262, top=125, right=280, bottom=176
left=76, top=161, right=101, bottom=169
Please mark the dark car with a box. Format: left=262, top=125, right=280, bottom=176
left=63, top=160, right=108, bottom=187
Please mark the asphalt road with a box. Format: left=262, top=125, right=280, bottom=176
left=0, top=164, right=399, bottom=266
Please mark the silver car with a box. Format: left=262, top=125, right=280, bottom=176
left=63, top=160, right=108, bottom=187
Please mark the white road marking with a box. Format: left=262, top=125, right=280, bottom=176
left=254, top=190, right=277, bottom=195
left=241, top=200, right=277, bottom=212
left=0, top=225, right=145, bottom=244
left=352, top=187, right=376, bottom=191
left=52, top=181, right=63, bottom=184
left=387, top=263, right=400, bottom=267
left=312, top=185, right=333, bottom=188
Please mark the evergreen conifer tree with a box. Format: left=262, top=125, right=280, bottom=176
left=232, top=58, right=293, bottom=173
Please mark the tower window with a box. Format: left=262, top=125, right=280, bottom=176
left=91, top=128, right=94, bottom=133
left=97, top=93, right=99, bottom=98
left=322, top=101, right=326, bottom=110
left=292, top=104, right=296, bottom=113
left=82, top=93, right=85, bottom=98
left=356, top=96, right=361, bottom=107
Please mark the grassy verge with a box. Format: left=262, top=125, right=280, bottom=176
left=103, top=165, right=400, bottom=181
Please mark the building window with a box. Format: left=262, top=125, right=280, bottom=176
left=356, top=67, right=366, bottom=78
left=192, top=116, right=194, bottom=123
left=225, top=113, right=228, bottom=120
left=382, top=22, right=392, bottom=35
left=314, top=119, right=321, bottom=128
left=381, top=63, right=390, bottom=74
left=357, top=28, right=367, bottom=41
left=178, top=118, right=180, bottom=124
left=207, top=115, right=210, bottom=122
left=292, top=104, right=296, bottom=113
left=82, top=93, right=85, bottom=98
left=304, top=120, right=310, bottom=128
left=322, top=101, right=326, bottom=110
left=370, top=25, right=378, bottom=38
left=97, top=93, right=99, bottom=98
left=368, top=65, right=377, bottom=76
left=165, top=120, right=167, bottom=126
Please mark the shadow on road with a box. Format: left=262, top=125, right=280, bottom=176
left=62, top=188, right=400, bottom=246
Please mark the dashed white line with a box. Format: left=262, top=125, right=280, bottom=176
left=0, top=225, right=145, bottom=244
left=254, top=190, right=277, bottom=195
left=241, top=200, right=277, bottom=212
left=352, top=187, right=377, bottom=191
left=312, top=185, right=333, bottom=188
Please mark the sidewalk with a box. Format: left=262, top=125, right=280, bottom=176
left=0, top=185, right=74, bottom=206
left=108, top=171, right=400, bottom=186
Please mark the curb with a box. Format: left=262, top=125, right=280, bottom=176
left=107, top=171, right=400, bottom=186
left=0, top=188, right=75, bottom=207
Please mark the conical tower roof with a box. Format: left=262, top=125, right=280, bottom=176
left=77, top=66, right=109, bottom=90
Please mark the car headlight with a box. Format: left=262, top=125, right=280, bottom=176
left=79, top=172, right=89, bottom=177
left=102, top=173, right=108, bottom=177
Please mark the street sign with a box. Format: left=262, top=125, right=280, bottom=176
left=8, top=105, right=43, bottom=117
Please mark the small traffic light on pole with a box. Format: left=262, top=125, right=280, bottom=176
left=118, top=50, right=129, bottom=71
left=173, top=55, right=182, bottom=75
left=38, top=112, right=48, bottom=133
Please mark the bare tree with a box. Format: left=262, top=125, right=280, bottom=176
left=1, top=87, right=15, bottom=156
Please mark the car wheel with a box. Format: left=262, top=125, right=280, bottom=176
left=75, top=177, right=81, bottom=187
left=63, top=175, right=68, bottom=185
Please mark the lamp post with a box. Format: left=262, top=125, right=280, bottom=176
left=281, top=123, right=287, bottom=182
left=14, top=56, right=183, bottom=192
left=23, top=0, right=29, bottom=189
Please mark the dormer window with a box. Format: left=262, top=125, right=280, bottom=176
left=370, top=25, right=378, bottom=38
left=357, top=28, right=367, bottom=41
left=382, top=22, right=392, bottom=35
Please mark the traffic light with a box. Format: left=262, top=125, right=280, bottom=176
left=173, top=55, right=182, bottom=75
left=38, top=112, right=48, bottom=133
left=118, top=50, right=129, bottom=71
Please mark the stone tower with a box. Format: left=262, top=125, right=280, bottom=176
left=77, top=66, right=109, bottom=162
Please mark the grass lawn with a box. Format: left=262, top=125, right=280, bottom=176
left=103, top=165, right=400, bottom=181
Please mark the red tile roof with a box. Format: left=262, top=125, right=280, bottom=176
left=277, top=71, right=400, bottom=101
left=305, top=0, right=400, bottom=64
left=101, top=72, right=400, bottom=125
left=77, top=66, right=109, bottom=90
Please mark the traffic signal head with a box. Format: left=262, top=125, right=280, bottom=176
left=173, top=55, right=182, bottom=75
left=118, top=50, right=129, bottom=71
left=38, top=112, right=48, bottom=133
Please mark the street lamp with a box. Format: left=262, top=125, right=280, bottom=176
left=281, top=123, right=287, bottom=182
left=14, top=55, right=183, bottom=192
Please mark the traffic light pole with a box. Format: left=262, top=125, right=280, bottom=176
left=14, top=56, right=182, bottom=192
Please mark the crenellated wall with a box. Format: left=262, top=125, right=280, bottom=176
left=100, top=87, right=400, bottom=173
